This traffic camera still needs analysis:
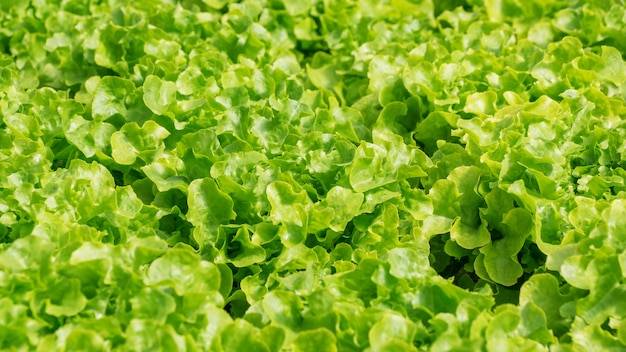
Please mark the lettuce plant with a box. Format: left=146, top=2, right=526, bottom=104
left=1, top=0, right=626, bottom=350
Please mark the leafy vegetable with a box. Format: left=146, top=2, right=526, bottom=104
left=1, top=0, right=626, bottom=350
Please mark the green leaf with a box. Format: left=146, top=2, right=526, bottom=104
left=219, top=319, right=272, bottom=352
left=368, top=55, right=403, bottom=99
left=266, top=181, right=311, bottom=246
left=3, top=113, right=42, bottom=139
left=293, top=328, right=338, bottom=352
left=63, top=114, right=116, bottom=158
left=146, top=245, right=222, bottom=297
left=572, top=323, right=626, bottom=351
left=306, top=52, right=337, bottom=91
left=123, top=319, right=186, bottom=351
left=143, top=75, right=177, bottom=115
left=91, top=76, right=136, bottom=120
left=388, top=247, right=433, bottom=280
left=222, top=226, right=266, bottom=267
left=262, top=290, right=303, bottom=330
left=282, top=0, right=311, bottom=16
left=110, top=124, right=164, bottom=165
left=187, top=178, right=236, bottom=246
left=450, top=218, right=491, bottom=249
left=141, top=153, right=188, bottom=193
left=40, top=159, right=117, bottom=223
left=401, top=185, right=433, bottom=221
left=519, top=273, right=580, bottom=337
left=349, top=142, right=394, bottom=192
left=577, top=256, right=626, bottom=326
left=479, top=244, right=524, bottom=286
left=64, top=328, right=106, bottom=351
left=606, top=199, right=626, bottom=251
left=429, top=179, right=461, bottom=220
left=403, top=60, right=442, bottom=100
left=369, top=313, right=417, bottom=351
left=464, top=91, right=498, bottom=116
left=44, top=278, right=88, bottom=317
left=414, top=112, right=458, bottom=154
left=130, top=287, right=176, bottom=324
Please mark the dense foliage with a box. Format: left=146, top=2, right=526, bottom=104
left=2, top=0, right=626, bottom=350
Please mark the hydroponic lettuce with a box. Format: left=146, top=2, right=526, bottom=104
left=1, top=0, right=626, bottom=350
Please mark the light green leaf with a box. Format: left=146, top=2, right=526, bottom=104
left=130, top=287, right=176, bottom=324
left=293, top=328, right=337, bottom=352
left=262, top=291, right=303, bottom=330
left=188, top=178, right=236, bottom=246
left=111, top=120, right=170, bottom=165
left=146, top=245, right=222, bottom=297
left=62, top=328, right=106, bottom=352
left=267, top=181, right=311, bottom=246
left=520, top=273, right=580, bottom=337
left=323, top=186, right=364, bottom=232
left=219, top=319, right=272, bottom=352
left=44, top=279, right=88, bottom=317
left=143, top=75, right=177, bottom=115
left=480, top=244, right=524, bottom=287
left=91, top=76, right=136, bottom=120
left=450, top=219, right=491, bottom=249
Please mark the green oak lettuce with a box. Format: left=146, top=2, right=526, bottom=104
left=1, top=0, right=626, bottom=350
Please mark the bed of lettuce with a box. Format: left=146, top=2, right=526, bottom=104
left=1, top=0, right=626, bottom=350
